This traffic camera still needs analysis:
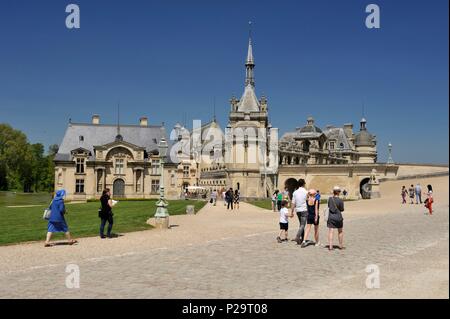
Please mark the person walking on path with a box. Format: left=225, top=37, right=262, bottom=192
left=211, top=189, right=218, bottom=206
left=327, top=186, right=345, bottom=251
left=233, top=189, right=240, bottom=210
left=408, top=185, right=415, bottom=204
left=291, top=179, right=308, bottom=245
left=283, top=188, right=290, bottom=208
left=99, top=188, right=114, bottom=238
left=415, top=183, right=422, bottom=204
left=424, top=184, right=434, bottom=215
left=44, top=189, right=77, bottom=247
left=401, top=186, right=408, bottom=204
left=277, top=190, right=283, bottom=212
left=277, top=201, right=293, bottom=243
left=226, top=188, right=234, bottom=210
left=222, top=189, right=227, bottom=206
left=271, top=191, right=278, bottom=212
left=300, top=189, right=320, bottom=248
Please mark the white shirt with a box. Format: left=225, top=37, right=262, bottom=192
left=279, top=207, right=289, bottom=223
left=292, top=187, right=307, bottom=212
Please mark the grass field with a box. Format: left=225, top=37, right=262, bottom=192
left=0, top=191, right=52, bottom=207
left=0, top=196, right=206, bottom=245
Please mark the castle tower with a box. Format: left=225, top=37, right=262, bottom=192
left=225, top=29, right=277, bottom=198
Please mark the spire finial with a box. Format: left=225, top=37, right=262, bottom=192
left=362, top=99, right=365, bottom=119
left=115, top=101, right=123, bottom=141
left=213, top=96, right=216, bottom=122
left=249, top=21, right=252, bottom=41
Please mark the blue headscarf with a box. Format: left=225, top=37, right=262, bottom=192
left=54, top=189, right=66, bottom=201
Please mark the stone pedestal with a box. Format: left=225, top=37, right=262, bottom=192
left=369, top=183, right=381, bottom=198
left=154, top=216, right=170, bottom=229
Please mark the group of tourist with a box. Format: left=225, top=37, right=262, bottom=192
left=400, top=183, right=434, bottom=215
left=271, top=189, right=291, bottom=211
left=277, top=178, right=344, bottom=251
left=211, top=188, right=240, bottom=210
left=44, top=188, right=115, bottom=247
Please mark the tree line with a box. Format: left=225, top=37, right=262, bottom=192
left=0, top=124, right=57, bottom=193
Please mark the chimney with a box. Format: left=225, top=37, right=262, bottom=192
left=139, top=117, right=148, bottom=126
left=92, top=114, right=100, bottom=125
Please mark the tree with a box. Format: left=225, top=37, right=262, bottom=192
left=0, top=124, right=56, bottom=192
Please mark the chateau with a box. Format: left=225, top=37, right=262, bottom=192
left=54, top=34, right=398, bottom=201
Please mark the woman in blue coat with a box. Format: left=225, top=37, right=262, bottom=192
left=45, top=189, right=77, bottom=247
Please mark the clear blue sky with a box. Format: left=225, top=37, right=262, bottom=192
left=0, top=0, right=448, bottom=163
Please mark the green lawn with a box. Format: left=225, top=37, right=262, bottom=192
left=0, top=199, right=206, bottom=246
left=0, top=191, right=52, bottom=207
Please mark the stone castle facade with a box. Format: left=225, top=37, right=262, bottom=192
left=54, top=34, right=398, bottom=201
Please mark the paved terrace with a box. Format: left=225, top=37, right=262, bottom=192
left=0, top=176, right=448, bottom=298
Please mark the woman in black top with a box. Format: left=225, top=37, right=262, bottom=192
left=327, top=186, right=345, bottom=251
left=100, top=188, right=114, bottom=238
left=234, top=189, right=240, bottom=210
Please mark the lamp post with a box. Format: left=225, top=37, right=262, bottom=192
left=387, top=142, right=394, bottom=164
left=154, top=137, right=170, bottom=229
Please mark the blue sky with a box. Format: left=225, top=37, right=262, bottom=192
left=0, top=0, right=448, bottom=163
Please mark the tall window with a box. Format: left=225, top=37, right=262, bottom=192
left=329, top=142, right=335, bottom=150
left=97, top=170, right=103, bottom=192
left=183, top=165, right=189, bottom=178
left=151, top=160, right=160, bottom=175
left=151, top=180, right=160, bottom=194
left=115, top=158, right=124, bottom=174
left=136, top=171, right=141, bottom=192
left=76, top=158, right=85, bottom=174
left=75, top=179, right=85, bottom=193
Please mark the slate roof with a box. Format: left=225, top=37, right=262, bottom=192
left=55, top=123, right=167, bottom=161
left=323, top=127, right=353, bottom=150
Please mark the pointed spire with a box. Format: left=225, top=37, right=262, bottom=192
left=245, top=21, right=255, bottom=87
left=246, top=26, right=254, bottom=65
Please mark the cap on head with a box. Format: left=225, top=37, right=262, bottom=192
left=333, top=186, right=341, bottom=192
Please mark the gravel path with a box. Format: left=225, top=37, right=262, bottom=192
left=0, top=176, right=448, bottom=298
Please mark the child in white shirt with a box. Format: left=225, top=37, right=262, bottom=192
left=277, top=201, right=293, bottom=243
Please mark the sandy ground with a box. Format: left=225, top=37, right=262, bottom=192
left=0, top=175, right=448, bottom=298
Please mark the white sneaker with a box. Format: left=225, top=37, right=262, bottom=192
left=315, top=242, right=321, bottom=247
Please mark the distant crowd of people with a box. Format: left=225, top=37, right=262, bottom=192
left=209, top=188, right=240, bottom=210
left=276, top=179, right=344, bottom=251
left=401, top=183, right=434, bottom=215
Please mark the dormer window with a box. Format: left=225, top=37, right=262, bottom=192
left=76, top=158, right=85, bottom=174
left=329, top=142, right=335, bottom=150
left=79, top=136, right=84, bottom=142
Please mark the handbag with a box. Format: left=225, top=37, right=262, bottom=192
left=42, top=200, right=53, bottom=220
